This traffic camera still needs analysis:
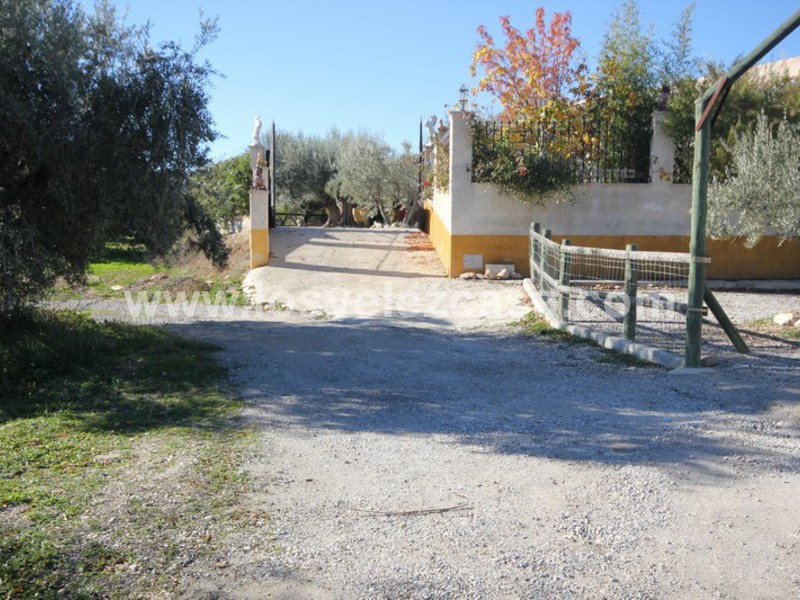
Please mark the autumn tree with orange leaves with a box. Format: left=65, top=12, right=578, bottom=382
left=469, top=7, right=587, bottom=122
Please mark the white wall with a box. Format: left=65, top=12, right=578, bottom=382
left=454, top=182, right=691, bottom=236
left=428, top=130, right=455, bottom=233
left=444, top=110, right=691, bottom=237
left=431, top=189, right=452, bottom=231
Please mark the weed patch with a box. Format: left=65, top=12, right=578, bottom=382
left=512, top=312, right=586, bottom=344
left=50, top=239, right=249, bottom=306
left=746, top=318, right=800, bottom=341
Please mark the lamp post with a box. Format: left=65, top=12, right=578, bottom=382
left=458, top=84, right=469, bottom=111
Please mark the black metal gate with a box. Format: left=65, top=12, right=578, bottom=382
left=269, top=121, right=276, bottom=228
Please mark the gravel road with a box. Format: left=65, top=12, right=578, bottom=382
left=165, top=313, right=798, bottom=599
left=68, top=228, right=800, bottom=598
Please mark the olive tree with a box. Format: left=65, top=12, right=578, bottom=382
left=708, top=113, right=800, bottom=246
left=190, top=153, right=251, bottom=232
left=274, top=131, right=340, bottom=225
left=276, top=129, right=419, bottom=227
left=388, top=142, right=423, bottom=226
left=326, top=132, right=394, bottom=223
left=0, top=0, right=223, bottom=315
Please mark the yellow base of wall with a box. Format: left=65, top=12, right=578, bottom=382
left=426, top=224, right=800, bottom=280
left=250, top=228, right=270, bottom=269
left=426, top=207, right=452, bottom=276
left=554, top=235, right=800, bottom=279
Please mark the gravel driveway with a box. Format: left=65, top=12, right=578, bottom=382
left=168, top=315, right=798, bottom=599
left=73, top=229, right=800, bottom=598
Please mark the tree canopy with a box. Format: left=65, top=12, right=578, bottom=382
left=0, top=0, right=223, bottom=315
left=190, top=153, right=251, bottom=232
left=467, top=1, right=681, bottom=200
left=708, top=113, right=800, bottom=246
left=467, top=0, right=800, bottom=239
left=275, top=129, right=420, bottom=227
left=470, top=7, right=586, bottom=122
left=664, top=61, right=800, bottom=183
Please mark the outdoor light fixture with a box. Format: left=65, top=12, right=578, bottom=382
left=459, top=84, right=469, bottom=111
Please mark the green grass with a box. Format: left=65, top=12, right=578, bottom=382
left=746, top=317, right=800, bottom=340
left=51, top=242, right=249, bottom=306
left=88, top=258, right=160, bottom=285
left=49, top=243, right=161, bottom=300
left=512, top=312, right=583, bottom=343
left=0, top=310, right=251, bottom=597
left=749, top=317, right=773, bottom=327
left=207, top=272, right=250, bottom=307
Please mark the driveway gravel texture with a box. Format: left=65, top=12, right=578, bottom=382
left=77, top=228, right=800, bottom=598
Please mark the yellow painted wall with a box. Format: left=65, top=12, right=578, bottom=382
left=443, top=233, right=800, bottom=279
left=706, top=238, right=800, bottom=279
left=451, top=235, right=532, bottom=277
left=250, top=228, right=270, bottom=269
left=426, top=207, right=453, bottom=276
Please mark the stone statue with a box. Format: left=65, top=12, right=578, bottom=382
left=252, top=115, right=262, bottom=145
left=252, top=152, right=267, bottom=190
left=424, top=115, right=438, bottom=141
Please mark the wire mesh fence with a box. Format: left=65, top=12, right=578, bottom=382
left=529, top=223, right=694, bottom=354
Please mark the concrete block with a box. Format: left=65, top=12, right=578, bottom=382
left=485, top=263, right=515, bottom=278
left=774, top=310, right=800, bottom=326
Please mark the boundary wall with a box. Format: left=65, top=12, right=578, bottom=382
left=426, top=110, right=800, bottom=279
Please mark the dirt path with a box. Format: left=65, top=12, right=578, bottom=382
left=135, top=229, right=800, bottom=598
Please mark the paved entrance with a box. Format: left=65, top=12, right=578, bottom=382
left=243, top=227, right=529, bottom=329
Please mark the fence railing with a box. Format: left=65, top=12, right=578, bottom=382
left=527, top=223, right=751, bottom=363
left=275, top=211, right=327, bottom=226
left=528, top=223, right=696, bottom=354
left=472, top=113, right=652, bottom=185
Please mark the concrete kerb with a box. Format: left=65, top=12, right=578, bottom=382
left=522, top=278, right=685, bottom=369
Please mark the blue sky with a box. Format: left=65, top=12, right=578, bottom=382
left=94, top=0, right=800, bottom=160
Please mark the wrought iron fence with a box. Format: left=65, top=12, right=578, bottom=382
left=471, top=109, right=652, bottom=185
left=275, top=211, right=327, bottom=226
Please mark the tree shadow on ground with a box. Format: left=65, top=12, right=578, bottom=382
left=171, top=319, right=800, bottom=478
left=0, top=312, right=236, bottom=435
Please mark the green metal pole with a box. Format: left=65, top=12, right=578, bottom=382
left=685, top=99, right=711, bottom=368
left=704, top=286, right=750, bottom=354
left=624, top=243, right=638, bottom=341
left=684, top=9, right=800, bottom=368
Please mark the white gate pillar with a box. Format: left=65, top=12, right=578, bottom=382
left=249, top=116, right=269, bottom=268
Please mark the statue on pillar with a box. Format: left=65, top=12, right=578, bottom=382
left=252, top=152, right=267, bottom=190
left=424, top=115, right=438, bottom=141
